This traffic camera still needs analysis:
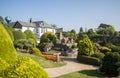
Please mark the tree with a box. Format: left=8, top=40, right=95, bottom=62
left=24, top=30, right=37, bottom=44
left=77, top=37, right=94, bottom=56
left=63, top=29, right=77, bottom=42
left=96, top=24, right=115, bottom=36
left=40, top=32, right=57, bottom=44
left=79, top=27, right=84, bottom=33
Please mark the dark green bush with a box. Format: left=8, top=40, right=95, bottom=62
left=100, top=52, right=120, bottom=76
left=107, top=43, right=120, bottom=52
left=1, top=57, right=49, bottom=78
left=31, top=48, right=42, bottom=56
left=91, top=52, right=105, bottom=60
left=77, top=54, right=101, bottom=66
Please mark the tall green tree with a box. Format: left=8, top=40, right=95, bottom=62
left=96, top=24, right=115, bottom=36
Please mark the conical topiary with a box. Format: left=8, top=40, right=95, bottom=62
left=0, top=23, right=17, bottom=63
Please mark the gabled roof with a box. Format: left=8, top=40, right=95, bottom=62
left=9, top=21, right=56, bottom=29
left=17, top=21, right=36, bottom=27
left=33, top=21, right=54, bottom=29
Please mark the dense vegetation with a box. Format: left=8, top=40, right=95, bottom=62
left=0, top=23, right=49, bottom=78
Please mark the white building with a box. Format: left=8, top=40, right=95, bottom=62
left=9, top=20, right=57, bottom=39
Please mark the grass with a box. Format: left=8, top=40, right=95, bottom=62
left=17, top=52, right=66, bottom=68
left=55, top=70, right=105, bottom=78
left=43, top=50, right=57, bottom=55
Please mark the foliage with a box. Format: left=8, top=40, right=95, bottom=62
left=12, top=30, right=26, bottom=41
left=0, top=58, right=9, bottom=73
left=17, top=52, right=66, bottom=68
left=0, top=57, right=49, bottom=78
left=106, top=43, right=120, bottom=52
left=99, top=46, right=111, bottom=53
left=31, top=48, right=42, bottom=56
left=14, top=39, right=34, bottom=50
left=40, top=32, right=57, bottom=44
left=96, top=23, right=115, bottom=36
left=38, top=43, right=46, bottom=52
left=78, top=37, right=94, bottom=56
left=4, top=26, right=14, bottom=41
left=93, top=43, right=100, bottom=53
left=77, top=55, right=101, bottom=66
left=100, top=52, right=120, bottom=76
left=0, top=23, right=17, bottom=63
left=24, top=30, right=37, bottom=44
left=78, top=33, right=88, bottom=40
left=91, top=52, right=105, bottom=60
left=64, top=29, right=77, bottom=41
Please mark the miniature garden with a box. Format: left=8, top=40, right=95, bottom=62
left=1, top=16, right=120, bottom=78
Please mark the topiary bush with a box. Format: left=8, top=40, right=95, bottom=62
left=0, top=58, right=9, bottom=73
left=24, top=30, right=37, bottom=45
left=77, top=55, right=100, bottom=66
left=77, top=37, right=94, bottom=56
left=100, top=52, right=120, bottom=76
left=0, top=23, right=17, bottom=63
left=12, top=30, right=26, bottom=41
left=31, top=48, right=42, bottom=56
left=40, top=32, right=57, bottom=44
left=91, top=52, right=105, bottom=60
left=99, top=46, right=111, bottom=53
left=1, top=57, right=49, bottom=78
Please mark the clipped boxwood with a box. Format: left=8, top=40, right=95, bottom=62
left=31, top=48, right=42, bottom=56
left=77, top=55, right=101, bottom=66
left=0, top=23, right=17, bottom=63
left=2, top=57, right=49, bottom=78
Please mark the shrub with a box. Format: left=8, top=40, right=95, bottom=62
left=0, top=23, right=17, bottom=63
left=12, top=30, right=26, bottom=41
left=107, top=43, right=120, bottom=52
left=91, top=52, right=105, bottom=60
left=77, top=55, right=101, bottom=66
left=1, top=57, right=49, bottom=78
left=0, top=58, right=9, bottom=73
left=100, top=52, right=120, bottom=76
left=4, top=26, right=14, bottom=41
left=31, top=48, right=42, bottom=56
left=99, top=46, right=111, bottom=53
left=77, top=37, right=94, bottom=56
left=40, top=32, right=57, bottom=44
left=24, top=30, right=37, bottom=45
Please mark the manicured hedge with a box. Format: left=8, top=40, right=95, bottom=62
left=0, top=23, right=17, bottom=63
left=77, top=55, right=101, bottom=66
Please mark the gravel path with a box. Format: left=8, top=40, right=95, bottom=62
left=45, top=56, right=97, bottom=78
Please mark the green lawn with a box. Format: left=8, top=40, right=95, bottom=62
left=55, top=70, right=105, bottom=78
left=17, top=52, right=66, bottom=68
left=43, top=50, right=56, bottom=55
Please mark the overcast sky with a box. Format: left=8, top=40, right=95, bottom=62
left=0, top=0, right=120, bottom=32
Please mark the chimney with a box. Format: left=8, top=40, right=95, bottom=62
left=29, top=18, right=32, bottom=23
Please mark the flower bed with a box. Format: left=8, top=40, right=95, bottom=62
left=41, top=54, right=57, bottom=61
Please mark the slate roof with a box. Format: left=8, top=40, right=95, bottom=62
left=9, top=21, right=55, bottom=29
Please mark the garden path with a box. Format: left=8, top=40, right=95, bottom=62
left=45, top=56, right=97, bottom=78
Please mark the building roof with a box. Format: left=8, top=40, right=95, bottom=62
left=9, top=21, right=55, bottom=29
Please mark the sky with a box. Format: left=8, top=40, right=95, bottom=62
left=0, top=0, right=120, bottom=32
